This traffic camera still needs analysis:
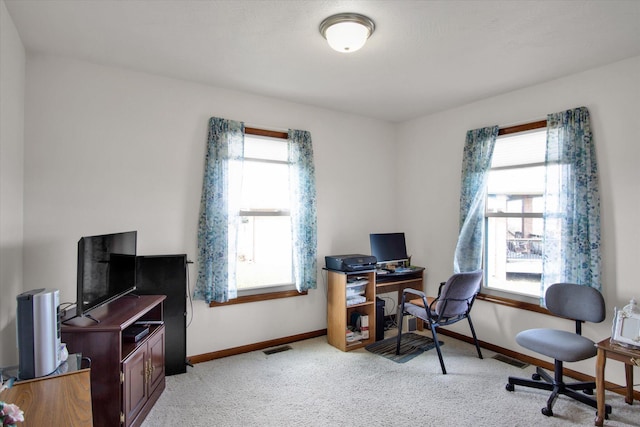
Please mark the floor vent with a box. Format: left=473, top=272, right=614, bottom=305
left=263, top=345, right=293, bottom=355
left=492, top=354, right=529, bottom=369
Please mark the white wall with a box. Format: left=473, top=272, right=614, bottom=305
left=396, top=56, right=640, bottom=389
left=0, top=0, right=25, bottom=366
left=21, top=54, right=398, bottom=358
left=3, top=2, right=638, bottom=388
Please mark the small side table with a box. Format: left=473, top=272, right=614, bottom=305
left=1, top=354, right=92, bottom=427
left=595, top=338, right=639, bottom=426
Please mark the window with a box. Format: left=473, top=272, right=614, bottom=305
left=195, top=117, right=317, bottom=305
left=460, top=108, right=599, bottom=307
left=236, top=133, right=295, bottom=295
left=484, top=125, right=546, bottom=299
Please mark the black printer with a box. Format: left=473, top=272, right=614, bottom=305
left=325, top=254, right=377, bottom=272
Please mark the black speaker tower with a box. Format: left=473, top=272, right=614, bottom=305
left=136, top=254, right=190, bottom=375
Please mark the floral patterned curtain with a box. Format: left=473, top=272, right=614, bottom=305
left=542, top=107, right=601, bottom=301
left=288, top=129, right=318, bottom=292
left=193, top=117, right=244, bottom=303
left=454, top=126, right=499, bottom=273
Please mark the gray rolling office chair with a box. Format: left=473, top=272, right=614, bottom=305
left=506, top=282, right=612, bottom=418
left=396, top=270, right=483, bottom=374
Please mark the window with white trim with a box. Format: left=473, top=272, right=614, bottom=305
left=236, top=134, right=295, bottom=296
left=484, top=127, right=546, bottom=298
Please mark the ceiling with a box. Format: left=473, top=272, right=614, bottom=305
left=5, top=0, right=640, bottom=123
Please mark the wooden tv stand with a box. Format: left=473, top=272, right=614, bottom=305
left=61, top=295, right=166, bottom=427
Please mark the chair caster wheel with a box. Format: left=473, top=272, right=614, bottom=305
left=505, top=383, right=514, bottom=392
left=532, top=373, right=541, bottom=381
left=542, top=407, right=553, bottom=417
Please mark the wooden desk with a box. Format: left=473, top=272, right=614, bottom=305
left=325, top=268, right=425, bottom=351
left=326, top=269, right=377, bottom=351
left=595, top=338, right=639, bottom=426
left=376, top=268, right=425, bottom=330
left=375, top=268, right=425, bottom=305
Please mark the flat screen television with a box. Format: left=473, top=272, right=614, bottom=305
left=369, top=232, right=408, bottom=265
left=76, top=231, right=137, bottom=320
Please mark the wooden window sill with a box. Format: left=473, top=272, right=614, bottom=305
left=209, top=289, right=307, bottom=307
left=477, top=293, right=550, bottom=315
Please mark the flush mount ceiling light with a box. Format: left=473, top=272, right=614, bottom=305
left=319, top=13, right=375, bottom=53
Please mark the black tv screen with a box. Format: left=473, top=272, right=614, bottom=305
left=76, top=231, right=137, bottom=318
left=370, top=232, right=408, bottom=264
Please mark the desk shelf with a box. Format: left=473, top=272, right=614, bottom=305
left=327, top=270, right=376, bottom=351
left=326, top=268, right=425, bottom=351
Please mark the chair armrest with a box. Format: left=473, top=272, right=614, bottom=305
left=402, top=288, right=426, bottom=299
left=400, top=288, right=439, bottom=322
left=401, top=288, right=432, bottom=317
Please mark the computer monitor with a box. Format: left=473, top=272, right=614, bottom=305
left=369, top=232, right=408, bottom=265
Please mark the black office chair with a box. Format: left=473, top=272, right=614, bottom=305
left=506, top=282, right=612, bottom=418
left=396, top=270, right=483, bottom=374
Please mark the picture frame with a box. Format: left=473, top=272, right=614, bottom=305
left=611, top=306, right=640, bottom=349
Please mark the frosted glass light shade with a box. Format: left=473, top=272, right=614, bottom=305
left=325, top=21, right=369, bottom=52
left=320, top=13, right=375, bottom=53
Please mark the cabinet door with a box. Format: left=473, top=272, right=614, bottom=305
left=122, top=345, right=148, bottom=425
left=148, top=327, right=165, bottom=395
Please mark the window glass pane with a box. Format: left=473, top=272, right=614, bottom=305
left=485, top=128, right=546, bottom=298
left=235, top=133, right=295, bottom=294
left=240, top=161, right=289, bottom=210
left=485, top=216, right=542, bottom=297
left=490, top=129, right=546, bottom=168
left=237, top=216, right=293, bottom=289
left=487, top=166, right=545, bottom=202
left=487, top=193, right=544, bottom=214
left=244, top=135, right=288, bottom=161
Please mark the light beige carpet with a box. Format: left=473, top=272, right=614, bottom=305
left=142, top=333, right=639, bottom=426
